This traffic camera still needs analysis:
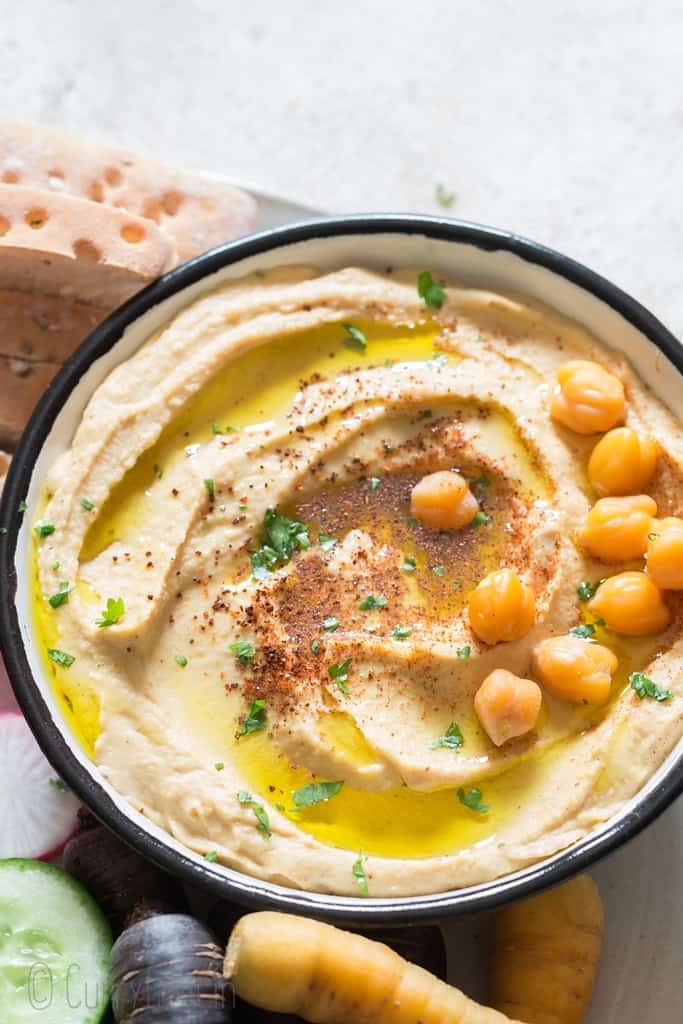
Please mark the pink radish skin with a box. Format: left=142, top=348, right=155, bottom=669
left=0, top=652, right=19, bottom=712
left=0, top=710, right=80, bottom=859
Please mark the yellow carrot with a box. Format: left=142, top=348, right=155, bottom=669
left=489, top=875, right=604, bottom=1024
left=225, top=910, right=523, bottom=1024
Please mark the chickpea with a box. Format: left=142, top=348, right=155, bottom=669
left=579, top=494, right=657, bottom=562
left=550, top=359, right=625, bottom=434
left=646, top=516, right=683, bottom=589
left=410, top=470, right=479, bottom=531
left=589, top=571, right=670, bottom=635
left=468, top=569, right=536, bottom=645
left=532, top=635, right=617, bottom=703
left=588, top=427, right=658, bottom=497
left=474, top=669, right=542, bottom=746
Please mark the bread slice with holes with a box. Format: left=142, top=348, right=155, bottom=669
left=0, top=117, right=258, bottom=262
left=0, top=184, right=176, bottom=305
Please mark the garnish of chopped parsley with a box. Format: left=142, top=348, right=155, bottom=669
left=629, top=672, right=674, bottom=702
left=239, top=698, right=267, bottom=735
left=352, top=854, right=369, bottom=896
left=319, top=533, right=337, bottom=552
left=204, top=851, right=218, bottom=863
left=456, top=645, right=471, bottom=660
left=435, top=183, right=456, bottom=208
left=237, top=790, right=272, bottom=838
left=343, top=323, right=367, bottom=352
left=328, top=658, right=352, bottom=695
left=417, top=270, right=446, bottom=310
left=323, top=616, right=340, bottom=633
left=577, top=580, right=602, bottom=602
left=175, top=654, right=188, bottom=667
left=48, top=648, right=75, bottom=668
left=49, top=778, right=70, bottom=793
left=431, top=722, right=464, bottom=750
left=393, top=624, right=412, bottom=641
left=80, top=498, right=95, bottom=512
left=402, top=555, right=417, bottom=572
left=214, top=762, right=225, bottom=771
left=48, top=581, right=74, bottom=608
left=368, top=476, right=381, bottom=491
left=458, top=786, right=490, bottom=814
left=569, top=623, right=598, bottom=640
left=230, top=640, right=256, bottom=665
left=432, top=565, right=445, bottom=577
left=472, top=510, right=493, bottom=527
left=34, top=520, right=56, bottom=539
left=359, top=594, right=387, bottom=611
left=204, top=478, right=215, bottom=499
left=251, top=508, right=310, bottom=579
left=95, top=597, right=125, bottom=628
left=292, top=781, right=344, bottom=808
left=310, top=638, right=322, bottom=655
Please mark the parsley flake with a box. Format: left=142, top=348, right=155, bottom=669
left=95, top=597, right=124, bottom=628
left=433, top=565, right=445, bottom=577
left=343, top=323, right=367, bottom=352
left=570, top=623, right=597, bottom=640
left=319, top=533, right=337, bottom=552
left=240, top=698, right=267, bottom=735
left=393, top=624, right=412, bottom=640
left=204, top=851, right=218, bottom=863
left=251, top=508, right=310, bottom=578
left=359, top=594, right=387, bottom=610
left=0, top=527, right=7, bottom=535
left=368, top=477, right=381, bottom=491
left=472, top=510, right=493, bottom=527
left=214, top=762, right=225, bottom=771
left=435, top=183, right=456, bottom=208
left=175, top=654, right=188, bottom=667
left=80, top=498, right=95, bottom=512
left=230, top=640, right=256, bottom=665
left=456, top=645, right=471, bottom=660
left=48, top=581, right=74, bottom=608
left=310, top=638, right=322, bottom=655
left=48, top=648, right=75, bottom=668
left=458, top=786, right=490, bottom=814
left=292, top=781, right=344, bottom=808
left=417, top=271, right=446, bottom=310
left=402, top=555, right=417, bottom=572
left=431, top=722, right=464, bottom=750
left=352, top=854, right=369, bottom=896
left=629, top=672, right=674, bottom=702
left=328, top=658, right=352, bottom=695
left=34, top=520, right=56, bottom=539
left=204, top=478, right=215, bottom=499
left=153, top=463, right=163, bottom=480
left=577, top=580, right=602, bottom=602
left=323, top=616, right=340, bottom=633
left=50, top=777, right=70, bottom=792
left=18, top=500, right=27, bottom=513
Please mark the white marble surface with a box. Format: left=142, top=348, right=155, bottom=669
left=1, top=0, right=682, bottom=336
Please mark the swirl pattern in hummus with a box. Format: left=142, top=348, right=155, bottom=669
left=34, top=267, right=683, bottom=897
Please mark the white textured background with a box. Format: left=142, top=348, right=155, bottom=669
left=1, top=0, right=682, bottom=334
left=1, top=3, right=683, bottom=1019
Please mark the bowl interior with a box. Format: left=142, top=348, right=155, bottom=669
left=4, top=217, right=683, bottom=922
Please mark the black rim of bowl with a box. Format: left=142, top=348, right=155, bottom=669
left=1, top=213, right=682, bottom=924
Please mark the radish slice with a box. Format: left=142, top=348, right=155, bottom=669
left=0, top=652, right=19, bottom=711
left=0, top=711, right=80, bottom=859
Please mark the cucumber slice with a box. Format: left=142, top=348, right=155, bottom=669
left=0, top=858, right=112, bottom=1024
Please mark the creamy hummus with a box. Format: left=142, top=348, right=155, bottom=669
left=33, top=266, right=683, bottom=897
